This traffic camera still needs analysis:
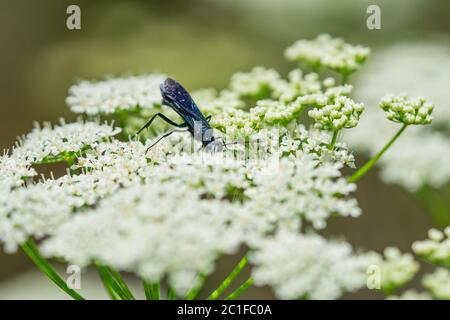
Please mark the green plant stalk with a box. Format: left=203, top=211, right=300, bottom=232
left=207, top=255, right=248, bottom=300
left=143, top=281, right=160, bottom=300
left=341, top=73, right=349, bottom=85
left=185, top=273, right=207, bottom=300
left=108, top=268, right=135, bottom=300
left=225, top=277, right=254, bottom=300
left=328, top=129, right=339, bottom=150
left=349, top=124, right=407, bottom=183
left=96, top=265, right=131, bottom=300
left=167, top=287, right=177, bottom=300
left=21, top=239, right=85, bottom=300
left=98, top=267, right=120, bottom=300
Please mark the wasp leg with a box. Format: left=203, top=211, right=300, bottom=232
left=205, top=115, right=212, bottom=122
left=136, top=113, right=187, bottom=136
left=146, top=129, right=188, bottom=151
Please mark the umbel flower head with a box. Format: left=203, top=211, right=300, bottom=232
left=308, top=95, right=364, bottom=131
left=380, top=93, right=434, bottom=125
left=285, top=34, right=370, bottom=75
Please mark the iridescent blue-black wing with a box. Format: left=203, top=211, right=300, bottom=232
left=160, top=78, right=208, bottom=124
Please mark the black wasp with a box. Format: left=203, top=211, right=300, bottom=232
left=136, top=78, right=225, bottom=152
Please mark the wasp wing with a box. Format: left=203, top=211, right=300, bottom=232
left=160, top=78, right=209, bottom=126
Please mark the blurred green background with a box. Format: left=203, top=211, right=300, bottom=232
left=0, top=0, right=449, bottom=299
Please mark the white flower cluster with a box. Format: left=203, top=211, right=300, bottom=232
left=41, top=183, right=241, bottom=296
left=285, top=34, right=370, bottom=75
left=210, top=63, right=361, bottom=136
left=346, top=42, right=450, bottom=192
left=243, top=155, right=360, bottom=231
left=250, top=230, right=376, bottom=299
left=376, top=247, right=419, bottom=294
left=0, top=120, right=123, bottom=251
left=422, top=268, right=450, bottom=300
left=12, top=120, right=121, bottom=163
left=308, top=95, right=364, bottom=130
left=272, top=69, right=326, bottom=103
left=0, top=140, right=151, bottom=253
left=380, top=93, right=433, bottom=125
left=229, top=66, right=281, bottom=99
left=1, top=129, right=361, bottom=258
left=413, top=228, right=450, bottom=268
left=66, top=74, right=166, bottom=115
left=212, top=84, right=360, bottom=136
left=279, top=126, right=355, bottom=168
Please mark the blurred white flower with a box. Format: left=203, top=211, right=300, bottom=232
left=387, top=290, right=431, bottom=300
left=250, top=230, right=376, bottom=299
left=353, top=43, right=450, bottom=128
left=66, top=74, right=166, bottom=115
left=422, top=268, right=450, bottom=300
left=230, top=66, right=281, bottom=99
left=272, top=69, right=325, bottom=103
left=346, top=120, right=450, bottom=192
left=413, top=227, right=450, bottom=268
left=377, top=247, right=419, bottom=294
left=285, top=34, right=370, bottom=75
left=192, top=88, right=245, bottom=115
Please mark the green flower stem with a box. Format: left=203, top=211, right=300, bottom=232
left=328, top=130, right=339, bottom=150
left=341, top=73, right=349, bottom=85
left=349, top=124, right=407, bottom=183
left=143, top=281, right=160, bottom=300
left=225, top=277, right=254, bottom=300
left=96, top=265, right=132, bottom=300
left=98, top=267, right=120, bottom=300
left=108, top=268, right=135, bottom=300
left=207, top=255, right=249, bottom=300
left=167, top=287, right=177, bottom=300
left=185, top=273, right=207, bottom=300
left=21, top=239, right=85, bottom=300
